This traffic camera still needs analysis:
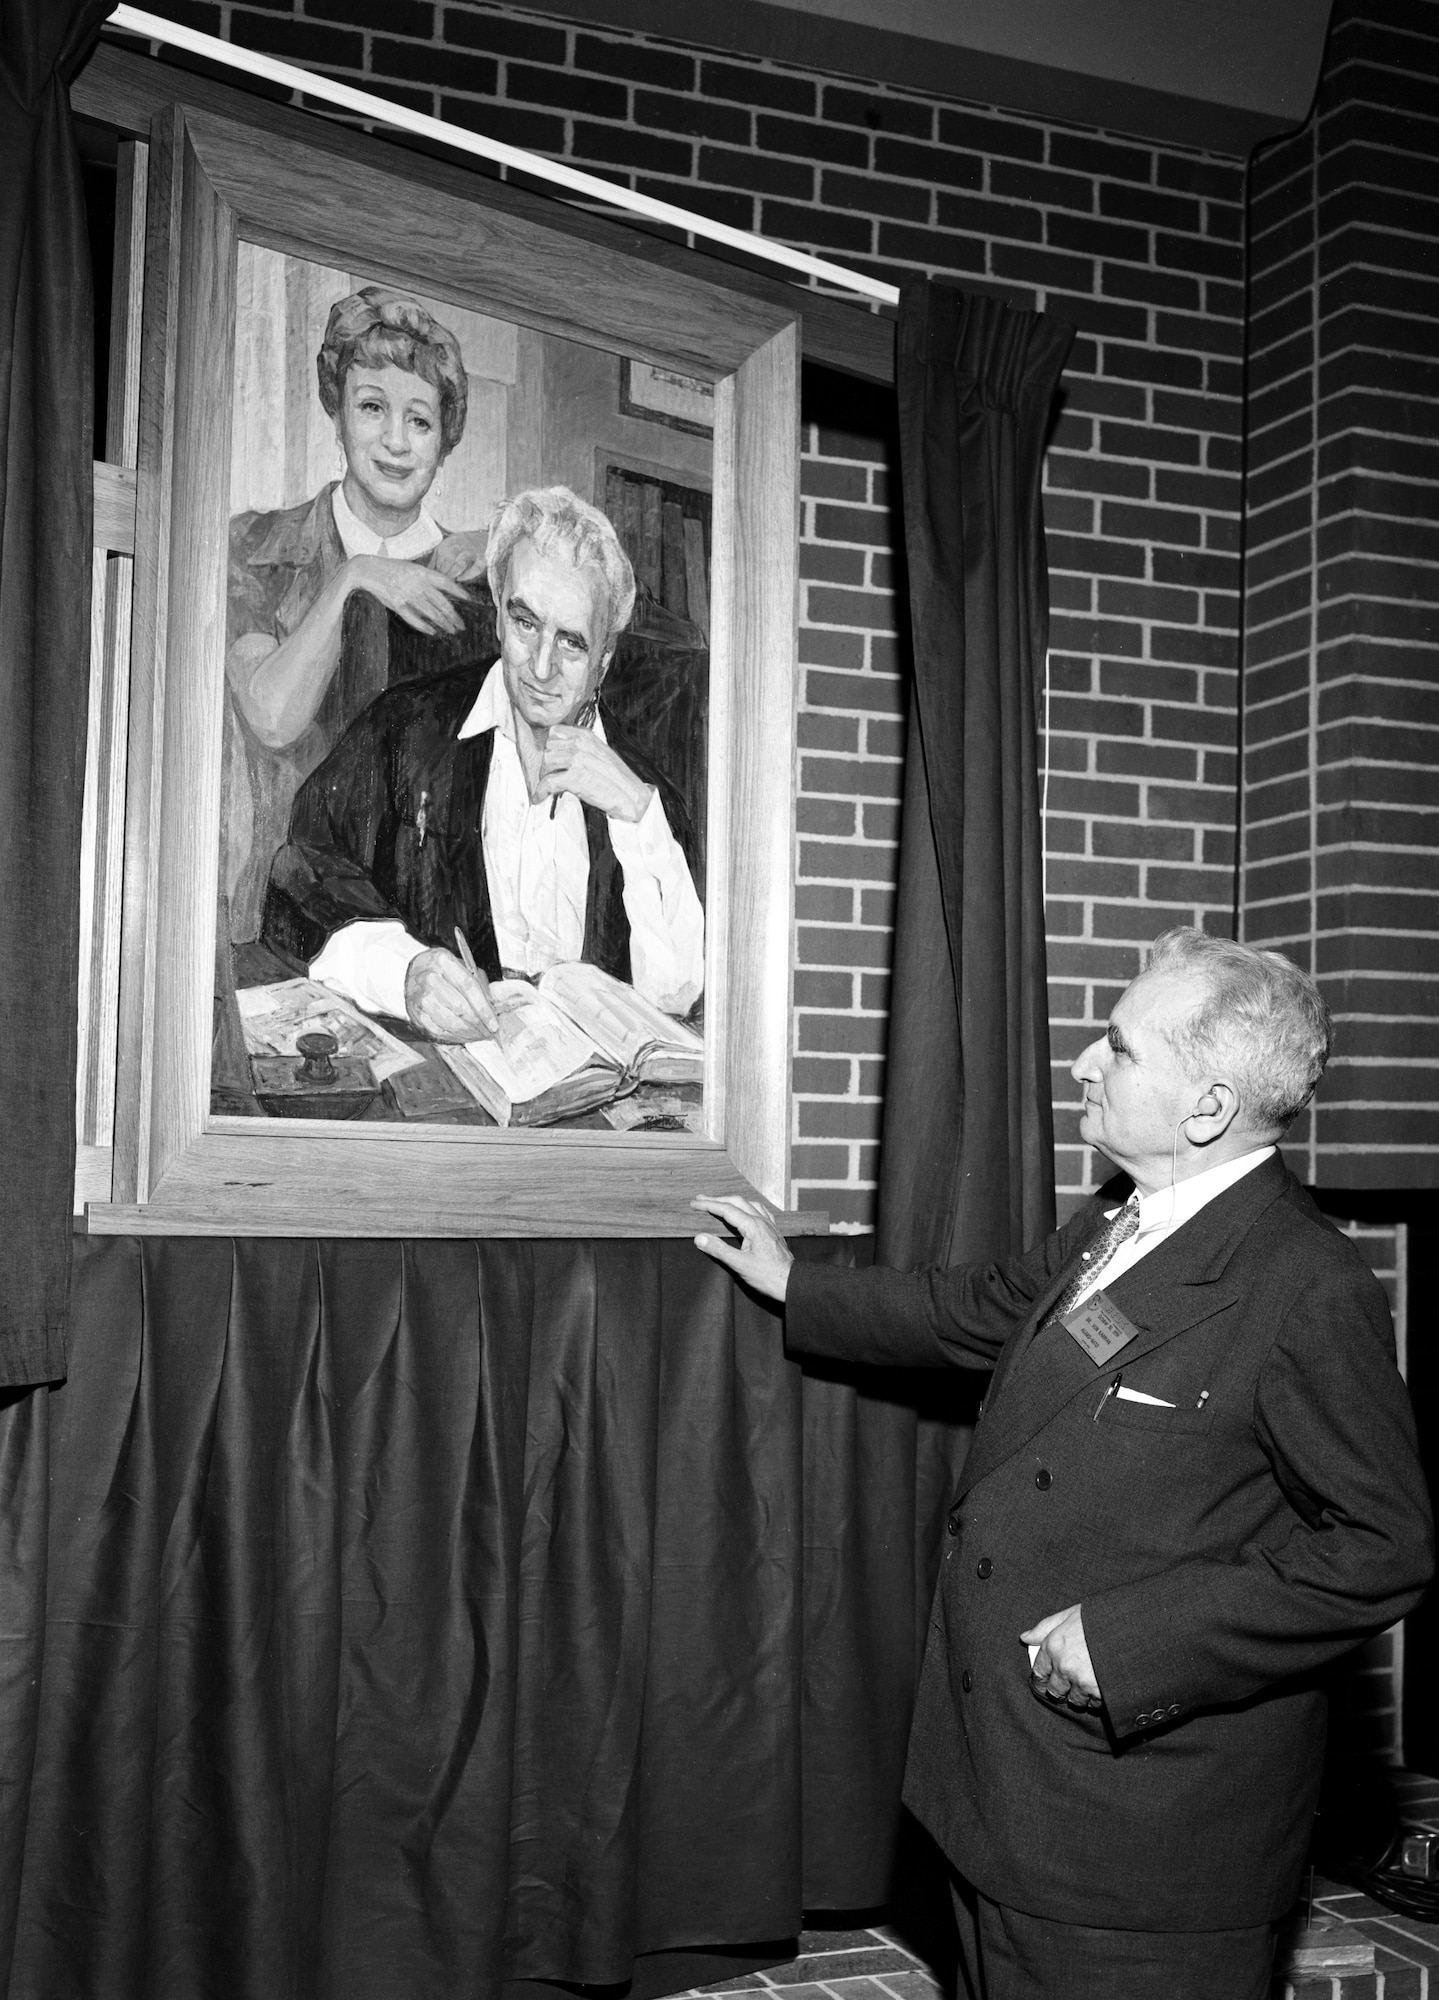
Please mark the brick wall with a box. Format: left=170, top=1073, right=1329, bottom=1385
left=1241, top=0, right=1439, bottom=1193
left=134, top=0, right=1251, bottom=1225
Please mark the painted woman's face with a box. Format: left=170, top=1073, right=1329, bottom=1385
left=335, top=364, right=446, bottom=529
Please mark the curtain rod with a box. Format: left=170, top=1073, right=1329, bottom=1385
left=104, top=5, right=902, bottom=307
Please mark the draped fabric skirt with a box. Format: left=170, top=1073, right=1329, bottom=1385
left=0, top=1235, right=964, bottom=2000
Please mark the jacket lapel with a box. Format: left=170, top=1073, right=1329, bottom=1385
left=976, top=1214, right=1112, bottom=1416
left=955, top=1154, right=1290, bottom=1500
left=993, top=1196, right=1125, bottom=1387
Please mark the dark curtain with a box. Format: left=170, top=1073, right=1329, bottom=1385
left=0, top=1234, right=916, bottom=1999
left=848, top=283, right=1074, bottom=1803
left=881, top=277, right=1073, bottom=1274
left=0, top=0, right=115, bottom=1387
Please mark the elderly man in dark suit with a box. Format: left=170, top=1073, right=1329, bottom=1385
left=695, top=928, right=1432, bottom=2000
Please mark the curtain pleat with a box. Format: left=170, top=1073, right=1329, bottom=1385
left=0, top=1380, right=50, bottom=1995
left=881, top=278, right=1073, bottom=1275
left=0, top=0, right=115, bottom=1386
left=813, top=280, right=1076, bottom=1871
left=0, top=1235, right=914, bottom=1999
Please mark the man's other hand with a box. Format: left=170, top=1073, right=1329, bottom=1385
left=405, top=947, right=500, bottom=1042
left=692, top=1196, right=794, bottom=1302
left=537, top=728, right=653, bottom=822
left=1021, top=1604, right=1103, bottom=1712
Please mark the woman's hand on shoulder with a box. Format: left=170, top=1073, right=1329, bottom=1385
left=431, top=530, right=487, bottom=582
left=345, top=554, right=468, bottom=634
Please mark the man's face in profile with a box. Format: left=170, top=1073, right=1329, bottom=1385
left=1071, top=968, right=1210, bottom=1174
left=497, top=534, right=613, bottom=732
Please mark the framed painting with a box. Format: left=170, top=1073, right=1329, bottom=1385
left=74, top=79, right=807, bottom=1237
left=619, top=357, right=716, bottom=437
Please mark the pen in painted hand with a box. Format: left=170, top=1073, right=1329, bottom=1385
left=453, top=926, right=503, bottom=1041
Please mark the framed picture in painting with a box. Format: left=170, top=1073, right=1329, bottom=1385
left=619, top=357, right=716, bottom=437
left=71, top=67, right=806, bottom=1238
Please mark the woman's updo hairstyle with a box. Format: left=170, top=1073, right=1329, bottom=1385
left=316, top=286, right=469, bottom=456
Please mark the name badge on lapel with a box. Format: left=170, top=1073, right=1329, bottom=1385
left=1062, top=1289, right=1143, bottom=1367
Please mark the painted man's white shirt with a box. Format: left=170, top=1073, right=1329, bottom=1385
left=310, top=662, right=705, bottom=1020
left=1069, top=1144, right=1277, bottom=1309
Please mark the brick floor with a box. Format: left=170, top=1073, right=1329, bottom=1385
left=660, top=1767, right=1439, bottom=2000
left=1278, top=1768, right=1439, bottom=1995
left=1279, top=1878, right=1439, bottom=1999
left=671, top=1926, right=946, bottom=2000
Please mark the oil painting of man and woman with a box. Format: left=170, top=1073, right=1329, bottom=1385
left=215, top=243, right=714, bottom=1135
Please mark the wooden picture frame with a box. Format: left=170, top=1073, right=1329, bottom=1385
left=72, top=62, right=810, bottom=1238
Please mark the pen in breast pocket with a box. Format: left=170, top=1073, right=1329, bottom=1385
left=1094, top=1372, right=1122, bottom=1421
left=1196, top=1389, right=1210, bottom=1410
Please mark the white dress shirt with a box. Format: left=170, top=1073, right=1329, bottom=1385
left=310, top=662, right=705, bottom=1020
left=1069, top=1146, right=1276, bottom=1310
left=330, top=483, right=443, bottom=562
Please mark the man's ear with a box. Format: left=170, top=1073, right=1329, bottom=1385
left=1185, top=1080, right=1240, bottom=1145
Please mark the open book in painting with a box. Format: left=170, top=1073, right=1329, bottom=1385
left=437, top=961, right=704, bottom=1127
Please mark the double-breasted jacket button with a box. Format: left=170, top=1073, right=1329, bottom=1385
left=1034, top=1468, right=1052, bottom=1490
left=947, top=1507, right=962, bottom=1537
left=961, top=1670, right=973, bottom=1693
left=1167, top=1703, right=1180, bottom=1717
left=976, top=1556, right=993, bottom=1579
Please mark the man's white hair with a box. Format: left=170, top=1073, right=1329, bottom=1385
left=1144, top=926, right=1332, bottom=1134
left=486, top=486, right=637, bottom=646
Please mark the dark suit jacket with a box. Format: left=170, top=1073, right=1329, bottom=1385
left=260, top=662, right=698, bottom=988
left=785, top=1155, right=1432, bottom=1930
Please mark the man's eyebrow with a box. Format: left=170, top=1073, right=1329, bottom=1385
left=506, top=596, right=591, bottom=651
left=1107, top=1023, right=1132, bottom=1056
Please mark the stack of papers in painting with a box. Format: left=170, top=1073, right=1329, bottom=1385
left=438, top=961, right=704, bottom=1126
left=236, top=978, right=423, bottom=1081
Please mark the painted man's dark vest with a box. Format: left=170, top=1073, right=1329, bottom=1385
left=262, top=659, right=696, bottom=998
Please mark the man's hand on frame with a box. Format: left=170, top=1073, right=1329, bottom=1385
left=1021, top=1604, right=1103, bottom=1713
left=692, top=1196, right=794, bottom=1302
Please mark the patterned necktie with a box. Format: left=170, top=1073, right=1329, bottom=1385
left=1042, top=1192, right=1142, bottom=1327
